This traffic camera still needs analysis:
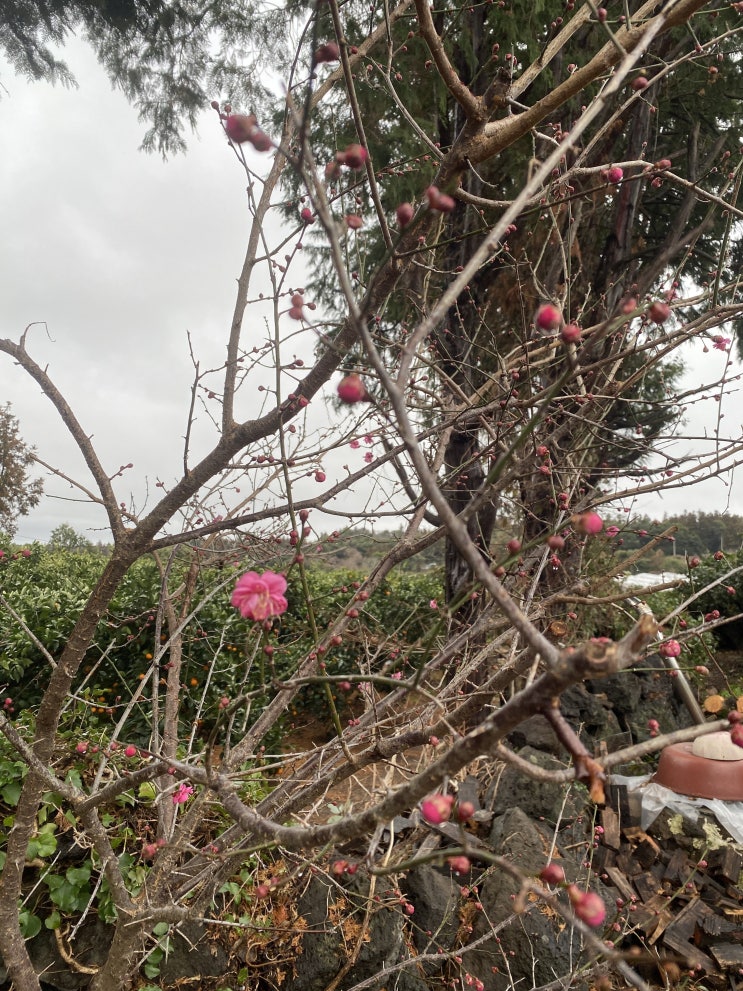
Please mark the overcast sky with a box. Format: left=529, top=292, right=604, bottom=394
left=2, top=39, right=743, bottom=544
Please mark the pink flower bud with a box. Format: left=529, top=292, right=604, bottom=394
left=448, top=856, right=472, bottom=874
left=337, top=373, right=369, bottom=403
left=659, top=639, right=681, bottom=658
left=539, top=863, right=566, bottom=885
left=561, top=322, right=581, bottom=344
left=396, top=202, right=414, bottom=226
left=567, top=885, right=606, bottom=927
left=535, top=304, right=562, bottom=331
left=342, top=144, right=368, bottom=169
left=574, top=511, right=603, bottom=535
left=649, top=301, right=671, bottom=324
left=225, top=113, right=257, bottom=143
left=425, top=185, right=455, bottom=213
left=605, top=166, right=623, bottom=184
left=315, top=42, right=340, bottom=63
left=420, top=793, right=454, bottom=824
left=124, top=745, right=138, bottom=758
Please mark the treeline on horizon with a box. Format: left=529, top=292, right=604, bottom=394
left=23, top=511, right=743, bottom=572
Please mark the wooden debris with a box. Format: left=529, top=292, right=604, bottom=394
left=595, top=785, right=743, bottom=983
left=600, top=807, right=621, bottom=851
left=703, top=694, right=726, bottom=714
left=707, top=847, right=743, bottom=885
left=710, top=943, right=743, bottom=969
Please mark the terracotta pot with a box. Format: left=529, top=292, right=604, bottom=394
left=652, top=738, right=743, bottom=801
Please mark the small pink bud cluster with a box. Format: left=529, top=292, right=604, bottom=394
left=647, top=718, right=660, bottom=737
left=425, top=185, right=455, bottom=213
left=288, top=292, right=305, bottom=321
left=224, top=114, right=272, bottom=152
left=3, top=696, right=14, bottom=715
left=421, top=793, right=475, bottom=830
left=331, top=859, right=358, bottom=876
left=141, top=837, right=167, bottom=860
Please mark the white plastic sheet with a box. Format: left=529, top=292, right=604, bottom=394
left=609, top=774, right=743, bottom=845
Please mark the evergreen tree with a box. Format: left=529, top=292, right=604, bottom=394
left=0, top=404, right=43, bottom=538
left=1, top=0, right=290, bottom=153
left=285, top=0, right=743, bottom=604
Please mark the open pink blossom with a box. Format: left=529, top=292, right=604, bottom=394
left=231, top=571, right=288, bottom=622
left=172, top=783, right=194, bottom=805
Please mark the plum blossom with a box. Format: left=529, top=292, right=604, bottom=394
left=421, top=793, right=454, bottom=824
left=574, top=511, right=603, bottom=535
left=172, top=783, right=194, bottom=805
left=567, top=885, right=606, bottom=927
left=659, top=639, right=681, bottom=658
left=231, top=571, right=288, bottom=622
left=712, top=335, right=731, bottom=351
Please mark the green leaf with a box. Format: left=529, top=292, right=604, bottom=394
left=45, top=910, right=61, bottom=930
left=27, top=824, right=57, bottom=860
left=66, top=863, right=92, bottom=887
left=19, top=909, right=42, bottom=939
left=1, top=781, right=22, bottom=805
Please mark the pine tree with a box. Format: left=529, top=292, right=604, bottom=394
left=0, top=404, right=43, bottom=537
